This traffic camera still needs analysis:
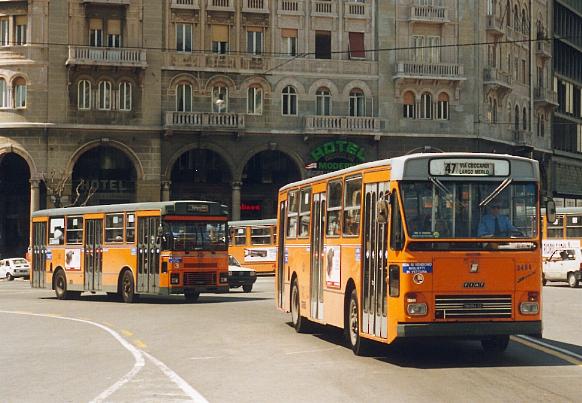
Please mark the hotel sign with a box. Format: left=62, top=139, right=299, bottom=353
left=306, top=141, right=366, bottom=173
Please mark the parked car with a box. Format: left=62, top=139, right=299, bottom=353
left=543, top=248, right=582, bottom=288
left=228, top=255, right=256, bottom=293
left=0, top=258, right=31, bottom=281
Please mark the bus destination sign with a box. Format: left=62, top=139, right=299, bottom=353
left=187, top=203, right=209, bottom=213
left=429, top=159, right=510, bottom=177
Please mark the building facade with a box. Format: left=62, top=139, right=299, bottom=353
left=0, top=0, right=554, bottom=257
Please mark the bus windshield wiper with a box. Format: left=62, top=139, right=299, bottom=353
left=479, top=178, right=513, bottom=207
left=429, top=177, right=454, bottom=203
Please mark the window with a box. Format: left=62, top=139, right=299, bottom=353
left=105, top=213, right=124, bottom=242
left=126, top=213, right=135, bottom=242
left=521, top=59, right=526, bottom=83
left=212, top=86, right=228, bottom=113
left=547, top=216, right=563, bottom=239
left=326, top=180, right=342, bottom=236
left=348, top=32, right=365, bottom=59
left=513, top=5, right=519, bottom=30
left=487, top=97, right=493, bottom=123
left=14, top=78, right=26, bottom=109
left=107, top=19, right=121, bottom=48
left=521, top=9, right=527, bottom=34
left=286, top=190, right=299, bottom=238
left=0, top=78, right=7, bottom=108
left=298, top=188, right=311, bottom=238
left=514, top=105, right=519, bottom=130
left=232, top=227, right=247, bottom=245
left=403, top=91, right=415, bottom=119
left=487, top=0, right=494, bottom=16
left=78, top=80, right=91, bottom=110
left=281, top=28, right=297, bottom=56
left=522, top=107, right=527, bottom=130
left=540, top=114, right=545, bottom=137
left=247, top=86, right=263, bottom=115
left=426, top=36, right=440, bottom=63
left=343, top=177, right=362, bottom=237
left=90, top=18, right=103, bottom=47
left=247, top=29, right=263, bottom=55
left=0, top=18, right=8, bottom=46
left=251, top=227, right=271, bottom=245
left=436, top=92, right=449, bottom=120
left=49, top=218, right=65, bottom=246
left=176, top=23, right=192, bottom=52
left=98, top=81, right=111, bottom=110
left=419, top=92, right=432, bottom=119
left=119, top=82, right=132, bottom=111
left=212, top=25, right=229, bottom=54
left=349, top=89, right=365, bottom=117
left=316, top=87, right=331, bottom=116
left=15, top=16, right=27, bottom=45
left=412, top=35, right=440, bottom=62
left=315, top=30, right=331, bottom=59
left=66, top=216, right=83, bottom=245
left=566, top=216, right=582, bottom=237
left=492, top=99, right=497, bottom=123
left=282, top=85, right=297, bottom=116
left=176, top=83, right=192, bottom=112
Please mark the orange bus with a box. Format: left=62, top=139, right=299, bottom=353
left=228, top=219, right=277, bottom=274
left=276, top=152, right=554, bottom=354
left=30, top=201, right=230, bottom=303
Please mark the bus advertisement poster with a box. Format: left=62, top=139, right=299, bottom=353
left=244, top=247, right=277, bottom=262
left=325, top=246, right=341, bottom=288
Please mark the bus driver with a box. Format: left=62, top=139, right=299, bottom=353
left=477, top=203, right=517, bottom=237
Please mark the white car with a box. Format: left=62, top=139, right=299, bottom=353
left=228, top=255, right=257, bottom=293
left=0, top=258, right=31, bottom=281
left=543, top=248, right=582, bottom=288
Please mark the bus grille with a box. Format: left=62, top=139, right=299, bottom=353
left=435, top=295, right=512, bottom=319
left=183, top=272, right=216, bottom=286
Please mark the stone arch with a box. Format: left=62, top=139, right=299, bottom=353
left=163, top=142, right=235, bottom=182
left=342, top=80, right=373, bottom=99
left=0, top=140, right=37, bottom=177
left=274, top=77, right=306, bottom=96
left=65, top=139, right=145, bottom=180
left=205, top=75, right=237, bottom=94
left=8, top=72, right=30, bottom=86
left=307, top=79, right=340, bottom=98
left=168, top=73, right=200, bottom=93
left=236, top=144, right=305, bottom=181
left=240, top=76, right=272, bottom=96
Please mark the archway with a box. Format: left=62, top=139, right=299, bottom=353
left=71, top=146, right=137, bottom=206
left=0, top=153, right=30, bottom=258
left=241, top=150, right=301, bottom=219
left=170, top=148, right=233, bottom=209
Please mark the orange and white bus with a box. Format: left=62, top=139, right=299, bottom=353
left=542, top=207, right=582, bottom=256
left=228, top=219, right=277, bottom=274
left=276, top=152, right=554, bottom=354
left=30, top=201, right=230, bottom=303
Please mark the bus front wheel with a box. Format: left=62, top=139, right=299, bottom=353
left=347, top=289, right=365, bottom=355
left=291, top=279, right=308, bottom=333
left=481, top=335, right=509, bottom=353
left=121, top=271, right=136, bottom=303
left=54, top=270, right=69, bottom=300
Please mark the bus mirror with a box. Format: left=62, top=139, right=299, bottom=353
left=546, top=199, right=556, bottom=223
left=377, top=200, right=389, bottom=224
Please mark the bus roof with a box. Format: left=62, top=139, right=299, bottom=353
left=279, top=152, right=539, bottom=192
left=228, top=218, right=277, bottom=227
left=31, top=200, right=229, bottom=218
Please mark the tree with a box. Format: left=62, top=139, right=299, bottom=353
left=41, top=170, right=97, bottom=208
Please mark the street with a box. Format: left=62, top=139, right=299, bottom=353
left=1, top=277, right=581, bottom=402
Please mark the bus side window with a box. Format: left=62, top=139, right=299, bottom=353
left=126, top=213, right=135, bottom=243
left=49, top=217, right=65, bottom=246
left=105, top=213, right=124, bottom=243
left=66, top=216, right=83, bottom=244
left=287, top=190, right=299, bottom=238
left=343, top=177, right=362, bottom=237
left=235, top=227, right=247, bottom=245
left=326, top=180, right=343, bottom=236
left=390, top=192, right=404, bottom=250
left=298, top=187, right=311, bottom=238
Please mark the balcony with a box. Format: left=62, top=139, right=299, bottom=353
left=165, top=112, right=245, bottom=131
left=277, top=0, right=304, bottom=15
left=242, top=0, right=269, bottom=13
left=394, top=48, right=463, bottom=81
left=311, top=0, right=337, bottom=17
left=536, top=41, right=551, bottom=60
left=206, top=0, right=235, bottom=12
left=409, top=4, right=448, bottom=24
left=485, top=15, right=504, bottom=36
left=81, top=0, right=131, bottom=4
left=513, top=129, right=532, bottom=146
left=304, top=115, right=381, bottom=134
left=67, top=46, right=147, bottom=68
left=344, top=2, right=369, bottom=19
left=170, top=0, right=200, bottom=9
left=534, top=87, right=558, bottom=108
left=483, top=66, right=512, bottom=94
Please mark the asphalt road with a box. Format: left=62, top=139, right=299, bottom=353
left=1, top=277, right=581, bottom=402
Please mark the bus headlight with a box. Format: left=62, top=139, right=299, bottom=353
left=170, top=273, right=180, bottom=285
left=219, top=273, right=228, bottom=284
left=520, top=302, right=539, bottom=315
left=407, top=303, right=428, bottom=316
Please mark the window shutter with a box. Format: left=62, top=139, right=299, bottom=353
left=108, top=19, right=121, bottom=35
left=90, top=18, right=103, bottom=30
left=348, top=32, right=365, bottom=58
left=212, top=25, right=229, bottom=42
left=281, top=28, right=297, bottom=38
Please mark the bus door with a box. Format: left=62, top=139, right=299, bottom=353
left=84, top=219, right=103, bottom=291
left=137, top=217, right=160, bottom=294
left=277, top=201, right=286, bottom=309
left=362, top=182, right=389, bottom=339
left=32, top=221, right=47, bottom=288
left=310, top=193, right=325, bottom=321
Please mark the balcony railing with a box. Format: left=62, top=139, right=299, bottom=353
left=277, top=0, right=304, bottom=14
left=243, top=0, right=269, bottom=12
left=513, top=129, right=532, bottom=145
left=170, top=0, right=200, bottom=9
left=394, top=48, right=463, bottom=80
left=485, top=15, right=504, bottom=36
left=66, top=46, right=147, bottom=68
left=165, top=112, right=245, bottom=130
left=305, top=115, right=381, bottom=133
left=534, top=87, right=558, bottom=106
left=81, top=0, right=131, bottom=4
left=536, top=41, right=551, bottom=59
left=311, top=0, right=337, bottom=16
left=410, top=5, right=448, bottom=23
left=207, top=0, right=235, bottom=11
left=344, top=2, right=369, bottom=18
left=483, top=66, right=512, bottom=89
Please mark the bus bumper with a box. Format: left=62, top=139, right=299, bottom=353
left=161, top=286, right=230, bottom=295
left=397, top=321, right=542, bottom=338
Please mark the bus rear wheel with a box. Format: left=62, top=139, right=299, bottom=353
left=121, top=270, right=136, bottom=303
left=291, top=279, right=309, bottom=333
left=481, top=335, right=509, bottom=353
left=184, top=290, right=200, bottom=302
left=346, top=289, right=365, bottom=355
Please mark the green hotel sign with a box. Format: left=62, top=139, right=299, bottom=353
left=307, top=141, right=366, bottom=172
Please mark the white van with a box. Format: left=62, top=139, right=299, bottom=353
left=0, top=258, right=31, bottom=281
left=543, top=248, right=582, bottom=288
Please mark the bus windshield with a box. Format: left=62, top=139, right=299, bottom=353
left=163, top=220, right=227, bottom=251
left=400, top=181, right=538, bottom=240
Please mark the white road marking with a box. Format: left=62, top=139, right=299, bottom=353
left=515, top=335, right=582, bottom=363
left=0, top=310, right=208, bottom=403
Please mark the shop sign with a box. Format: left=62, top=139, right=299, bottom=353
left=241, top=203, right=261, bottom=212
left=77, top=179, right=134, bottom=193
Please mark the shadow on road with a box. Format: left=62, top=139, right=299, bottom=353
left=41, top=293, right=270, bottom=305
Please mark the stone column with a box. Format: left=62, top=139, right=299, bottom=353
left=30, top=178, right=40, bottom=212
left=231, top=181, right=242, bottom=220
left=161, top=181, right=171, bottom=202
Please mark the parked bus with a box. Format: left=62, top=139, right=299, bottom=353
left=276, top=153, right=555, bottom=354
left=30, top=201, right=229, bottom=303
left=228, top=219, right=277, bottom=274
left=542, top=207, right=582, bottom=256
